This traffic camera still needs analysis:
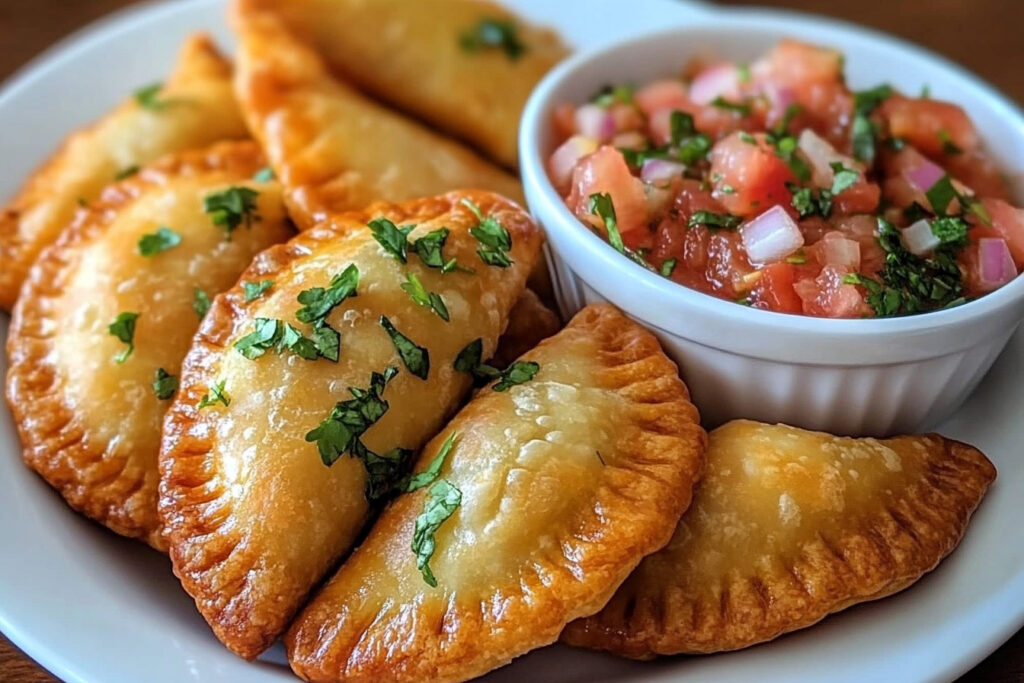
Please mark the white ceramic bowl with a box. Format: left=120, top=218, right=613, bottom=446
left=520, top=9, right=1024, bottom=436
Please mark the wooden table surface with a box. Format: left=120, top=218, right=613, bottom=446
left=0, top=0, right=1021, bottom=681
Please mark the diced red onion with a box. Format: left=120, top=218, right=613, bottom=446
left=797, top=129, right=858, bottom=189
left=741, top=205, right=806, bottom=264
left=640, top=158, right=686, bottom=184
left=689, top=63, right=741, bottom=105
left=978, top=237, right=1018, bottom=291
left=903, top=157, right=946, bottom=193
left=548, top=135, right=598, bottom=190
left=901, top=219, right=941, bottom=256
left=822, top=235, right=861, bottom=268
left=575, top=104, right=617, bottom=142
left=612, top=131, right=647, bottom=150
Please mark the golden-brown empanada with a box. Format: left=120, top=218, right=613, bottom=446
left=491, top=287, right=561, bottom=368
left=245, top=0, right=569, bottom=169
left=158, top=190, right=542, bottom=659
left=230, top=0, right=523, bottom=230
left=0, top=34, right=248, bottom=310
left=5, top=141, right=294, bottom=550
left=285, top=304, right=706, bottom=683
left=562, top=420, right=997, bottom=658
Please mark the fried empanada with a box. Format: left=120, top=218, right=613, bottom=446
left=0, top=34, right=248, bottom=311
left=562, top=420, right=997, bottom=658
left=158, top=190, right=541, bottom=659
left=285, top=304, right=706, bottom=683
left=5, top=141, right=294, bottom=550
left=491, top=287, right=561, bottom=368
left=244, top=0, right=569, bottom=169
left=230, top=0, right=523, bottom=230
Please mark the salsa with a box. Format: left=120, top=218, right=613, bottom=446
left=548, top=40, right=1024, bottom=318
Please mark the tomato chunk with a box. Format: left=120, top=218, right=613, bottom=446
left=880, top=95, right=979, bottom=157
left=709, top=132, right=795, bottom=217
left=794, top=265, right=867, bottom=318
left=566, top=146, right=649, bottom=237
left=975, top=198, right=1024, bottom=268
left=751, top=262, right=803, bottom=313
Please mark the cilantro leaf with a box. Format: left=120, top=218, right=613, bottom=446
left=198, top=380, right=230, bottom=409
left=788, top=183, right=834, bottom=219
left=588, top=192, right=625, bottom=252
left=152, top=368, right=178, bottom=400
left=926, top=175, right=958, bottom=215
left=850, top=84, right=893, bottom=163
left=462, top=198, right=513, bottom=267
left=296, top=264, right=359, bottom=326
left=368, top=217, right=415, bottom=263
left=137, top=227, right=181, bottom=256
left=411, top=479, right=462, bottom=587
left=252, top=167, right=275, bottom=182
left=203, top=187, right=260, bottom=239
left=305, top=367, right=399, bottom=467
left=829, top=162, right=860, bottom=196
left=688, top=210, right=742, bottom=231
left=591, top=84, right=636, bottom=108
left=243, top=279, right=273, bottom=302
left=108, top=312, right=139, bottom=363
left=114, top=165, right=139, bottom=181
left=459, top=18, right=525, bottom=60
left=380, top=316, right=430, bottom=379
left=670, top=111, right=712, bottom=164
left=134, top=82, right=169, bottom=110
left=930, top=216, right=969, bottom=247
left=853, top=84, right=893, bottom=113
left=453, top=338, right=539, bottom=391
left=400, top=272, right=450, bottom=321
left=493, top=361, right=540, bottom=391
left=312, top=325, right=340, bottom=362
left=192, top=288, right=211, bottom=319
left=234, top=318, right=336, bottom=362
left=710, top=96, right=751, bottom=116
left=406, top=433, right=458, bottom=492
left=937, top=129, right=963, bottom=155
left=660, top=258, right=677, bottom=278
left=412, top=228, right=474, bottom=274
left=362, top=446, right=414, bottom=502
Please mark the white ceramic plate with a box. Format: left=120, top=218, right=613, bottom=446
left=0, top=1, right=1021, bottom=682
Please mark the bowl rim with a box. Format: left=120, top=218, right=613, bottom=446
left=519, top=7, right=1024, bottom=344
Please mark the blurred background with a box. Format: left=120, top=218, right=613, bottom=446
left=0, top=0, right=1021, bottom=682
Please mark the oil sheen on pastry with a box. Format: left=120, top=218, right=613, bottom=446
left=6, top=141, right=293, bottom=550
left=245, top=0, right=569, bottom=168
left=230, top=0, right=524, bottom=230
left=0, top=34, right=248, bottom=310
left=285, top=304, right=706, bottom=683
left=158, top=190, right=541, bottom=659
left=562, top=420, right=997, bottom=658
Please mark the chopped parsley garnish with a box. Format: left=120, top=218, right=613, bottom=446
left=591, top=84, right=636, bottom=108
left=660, top=258, right=677, bottom=277
left=688, top=210, right=742, bottom=231
left=937, top=129, right=963, bottom=155
left=929, top=216, right=969, bottom=248
left=786, top=250, right=808, bottom=265
left=401, top=272, right=450, bottom=321
left=411, top=478, right=462, bottom=587
left=198, top=380, right=230, bottom=409
left=765, top=132, right=810, bottom=182
left=412, top=228, right=474, bottom=274
left=192, top=288, right=211, bottom=319
left=296, top=264, right=359, bottom=326
left=670, top=111, right=713, bottom=165
left=380, top=316, right=430, bottom=379
left=739, top=131, right=758, bottom=145
left=405, top=433, right=458, bottom=492
left=137, top=227, right=181, bottom=256
left=710, top=96, right=751, bottom=116
left=252, top=167, right=275, bottom=182
left=925, top=175, right=958, bottom=215
left=453, top=338, right=539, bottom=391
left=152, top=368, right=178, bottom=400
left=459, top=18, right=525, bottom=60
left=850, top=83, right=893, bottom=163
left=368, top=217, right=415, bottom=263
left=114, top=165, right=139, bottom=181
left=462, top=198, right=513, bottom=267
left=234, top=317, right=337, bottom=362
left=243, top=279, right=273, bottom=302
left=134, top=82, right=169, bottom=110
left=829, top=162, right=859, bottom=196
left=788, top=184, right=833, bottom=218
left=305, top=366, right=399, bottom=467
left=203, top=187, right=260, bottom=239
left=737, top=64, right=752, bottom=83
left=589, top=192, right=625, bottom=252
left=108, top=312, right=139, bottom=363
left=362, top=447, right=415, bottom=502
left=843, top=217, right=964, bottom=316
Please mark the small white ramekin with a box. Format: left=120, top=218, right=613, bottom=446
left=520, top=9, right=1024, bottom=436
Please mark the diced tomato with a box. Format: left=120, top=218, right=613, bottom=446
left=833, top=181, right=881, bottom=215
left=794, top=265, right=867, bottom=318
left=634, top=80, right=689, bottom=119
left=879, top=146, right=935, bottom=209
left=757, top=39, right=844, bottom=87
left=750, top=262, right=803, bottom=313
left=944, top=150, right=1014, bottom=202
left=567, top=146, right=649, bottom=238
left=973, top=198, right=1024, bottom=268
left=832, top=215, right=885, bottom=275
left=553, top=103, right=577, bottom=140
left=706, top=231, right=754, bottom=296
left=880, top=95, right=979, bottom=157
left=709, top=132, right=796, bottom=216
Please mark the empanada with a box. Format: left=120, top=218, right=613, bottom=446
left=0, top=34, right=248, bottom=310
left=244, top=0, right=569, bottom=169
left=6, top=141, right=294, bottom=550
left=285, top=304, right=706, bottom=683
left=230, top=0, right=523, bottom=230
left=158, top=190, right=542, bottom=659
left=491, top=287, right=561, bottom=368
left=562, top=420, right=997, bottom=658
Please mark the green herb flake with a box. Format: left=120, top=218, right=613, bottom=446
left=829, top=162, right=860, bottom=196
left=401, top=272, right=450, bottom=322
left=925, top=175, right=958, bottom=216
left=493, top=361, right=540, bottom=391
left=368, top=217, right=415, bottom=263
left=252, top=167, right=275, bottom=182
left=192, top=288, right=211, bottom=319
left=454, top=338, right=499, bottom=381
left=660, top=258, right=677, bottom=278
left=929, top=216, right=969, bottom=247
left=411, top=478, right=462, bottom=587
left=591, top=84, right=636, bottom=108
left=688, top=210, right=742, bottom=232
left=937, top=129, right=963, bottom=155
left=198, top=380, right=230, bottom=409
left=137, top=226, right=181, bottom=256
left=203, top=187, right=260, bottom=239
left=296, top=264, right=360, bottom=326
left=588, top=192, right=624, bottom=253
left=305, top=366, right=399, bottom=467
left=406, top=433, right=458, bottom=492
left=243, top=279, right=274, bottom=302
left=462, top=198, right=513, bottom=267
left=459, top=18, right=525, bottom=60
left=108, top=312, right=139, bottom=363
left=737, top=64, right=752, bottom=83
left=739, top=131, right=758, bottom=145
left=114, top=165, right=139, bottom=181
left=786, top=250, right=808, bottom=265
left=710, top=96, right=751, bottom=116
left=380, top=316, right=430, bottom=380
left=152, top=368, right=179, bottom=400
left=412, top=228, right=474, bottom=274
left=134, top=82, right=168, bottom=110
